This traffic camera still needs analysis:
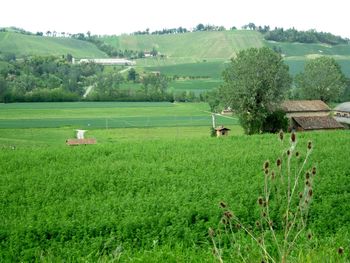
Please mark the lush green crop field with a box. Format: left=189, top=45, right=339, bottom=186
left=119, top=78, right=222, bottom=95
left=169, top=79, right=222, bottom=94
left=145, top=61, right=227, bottom=78
left=0, top=32, right=107, bottom=58
left=0, top=102, right=237, bottom=129
left=0, top=130, right=349, bottom=262
left=0, top=126, right=244, bottom=147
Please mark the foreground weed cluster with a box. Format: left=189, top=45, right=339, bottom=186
left=210, top=131, right=316, bottom=263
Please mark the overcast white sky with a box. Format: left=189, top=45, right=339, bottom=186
left=1, top=0, right=349, bottom=37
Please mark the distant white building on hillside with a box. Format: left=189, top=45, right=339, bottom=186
left=78, top=58, right=136, bottom=66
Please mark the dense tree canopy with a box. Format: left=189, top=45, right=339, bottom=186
left=295, top=56, right=346, bottom=102
left=0, top=55, right=103, bottom=102
left=0, top=54, right=179, bottom=103
left=220, top=47, right=291, bottom=134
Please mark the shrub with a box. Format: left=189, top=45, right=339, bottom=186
left=262, top=110, right=289, bottom=133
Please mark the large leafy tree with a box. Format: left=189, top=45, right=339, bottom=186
left=221, top=47, right=291, bottom=134
left=295, top=56, right=346, bottom=102
left=142, top=74, right=169, bottom=96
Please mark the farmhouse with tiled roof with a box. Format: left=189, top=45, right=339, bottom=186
left=281, top=100, right=344, bottom=131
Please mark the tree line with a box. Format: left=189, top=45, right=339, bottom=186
left=0, top=54, right=102, bottom=102
left=0, top=54, right=201, bottom=103
left=264, top=28, right=348, bottom=45
left=241, top=23, right=349, bottom=45
left=132, top=24, right=227, bottom=35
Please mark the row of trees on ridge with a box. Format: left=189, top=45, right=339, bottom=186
left=241, top=23, right=349, bottom=45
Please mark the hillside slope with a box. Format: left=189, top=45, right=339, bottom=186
left=102, top=30, right=350, bottom=77
left=0, top=32, right=108, bottom=58
left=265, top=41, right=350, bottom=76
left=1, top=30, right=349, bottom=77
left=102, top=30, right=265, bottom=59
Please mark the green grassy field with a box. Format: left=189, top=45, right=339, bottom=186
left=145, top=61, right=227, bottom=78
left=0, top=32, right=107, bottom=58
left=169, top=79, right=222, bottom=94
left=120, top=78, right=222, bottom=94
left=0, top=102, right=237, bottom=131
left=0, top=125, right=349, bottom=261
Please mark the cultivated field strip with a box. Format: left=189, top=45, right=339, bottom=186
left=0, top=102, right=238, bottom=129
left=0, top=115, right=238, bottom=129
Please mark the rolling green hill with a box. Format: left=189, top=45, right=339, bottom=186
left=102, top=30, right=350, bottom=77
left=102, top=30, right=265, bottom=60
left=1, top=29, right=349, bottom=80
left=0, top=32, right=108, bottom=58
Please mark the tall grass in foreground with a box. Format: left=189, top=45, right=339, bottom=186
left=1, top=131, right=349, bottom=261
left=211, top=131, right=319, bottom=262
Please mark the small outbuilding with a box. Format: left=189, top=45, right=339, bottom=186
left=215, top=126, right=231, bottom=137
left=281, top=100, right=344, bottom=131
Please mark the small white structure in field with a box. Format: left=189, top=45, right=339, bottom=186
left=76, top=130, right=87, bottom=139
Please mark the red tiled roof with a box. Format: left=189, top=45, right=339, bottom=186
left=292, top=116, right=344, bottom=130
left=215, top=126, right=231, bottom=131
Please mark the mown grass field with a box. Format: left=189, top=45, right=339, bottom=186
left=0, top=103, right=238, bottom=144
left=0, top=32, right=107, bottom=58
left=169, top=79, right=222, bottom=94
left=0, top=117, right=349, bottom=262
left=145, top=61, right=227, bottom=78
